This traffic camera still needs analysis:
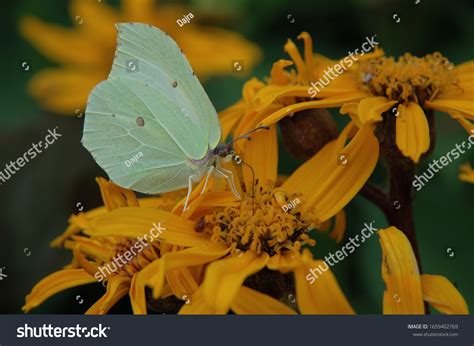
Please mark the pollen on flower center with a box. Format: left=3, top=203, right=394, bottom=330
left=197, top=182, right=318, bottom=256
left=359, top=52, right=459, bottom=104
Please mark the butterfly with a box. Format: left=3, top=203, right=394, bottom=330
left=82, top=23, right=266, bottom=210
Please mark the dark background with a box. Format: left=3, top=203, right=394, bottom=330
left=1, top=0, right=473, bottom=314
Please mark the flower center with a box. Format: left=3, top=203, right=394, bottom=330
left=197, top=182, right=318, bottom=256
left=112, top=238, right=160, bottom=278
left=359, top=52, right=458, bottom=104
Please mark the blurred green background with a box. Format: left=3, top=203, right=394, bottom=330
left=1, top=0, right=473, bottom=314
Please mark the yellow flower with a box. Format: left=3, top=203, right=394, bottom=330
left=336, top=54, right=474, bottom=162
left=459, top=163, right=474, bottom=183
left=219, top=31, right=383, bottom=165
left=222, top=31, right=473, bottom=164
left=19, top=0, right=262, bottom=114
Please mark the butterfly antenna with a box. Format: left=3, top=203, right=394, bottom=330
left=226, top=125, right=270, bottom=150
left=234, top=155, right=256, bottom=215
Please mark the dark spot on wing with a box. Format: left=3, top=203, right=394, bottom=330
left=137, top=117, right=145, bottom=126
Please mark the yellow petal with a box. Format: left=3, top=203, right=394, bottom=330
left=23, top=269, right=96, bottom=312
left=96, top=177, right=139, bottom=211
left=200, top=252, right=269, bottom=314
left=421, top=275, right=468, bottom=314
left=139, top=243, right=229, bottom=299
left=242, top=125, right=278, bottom=191
left=71, top=236, right=114, bottom=262
left=129, top=274, right=147, bottom=315
left=231, top=286, right=297, bottom=314
left=165, top=267, right=199, bottom=300
left=121, top=0, right=156, bottom=22
left=447, top=111, right=474, bottom=133
left=270, top=59, right=294, bottom=85
left=192, top=191, right=240, bottom=209
left=459, top=163, right=474, bottom=183
left=298, top=32, right=314, bottom=80
left=218, top=100, right=246, bottom=140
left=26, top=68, right=103, bottom=114
left=86, top=276, right=131, bottom=315
left=284, top=38, right=307, bottom=84
left=86, top=207, right=210, bottom=247
left=73, top=245, right=100, bottom=277
left=259, top=93, right=369, bottom=127
left=283, top=123, right=379, bottom=221
left=330, top=210, right=346, bottom=243
left=396, top=102, right=430, bottom=163
left=379, top=227, right=425, bottom=314
left=294, top=250, right=354, bottom=314
left=19, top=16, right=103, bottom=66
left=253, top=84, right=315, bottom=112
left=70, top=0, right=118, bottom=46
left=425, top=99, right=474, bottom=119
left=267, top=252, right=301, bottom=273
left=179, top=28, right=262, bottom=79
left=178, top=287, right=215, bottom=314
left=355, top=96, right=397, bottom=124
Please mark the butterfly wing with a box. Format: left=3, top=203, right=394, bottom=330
left=82, top=23, right=220, bottom=194
left=110, top=22, right=221, bottom=154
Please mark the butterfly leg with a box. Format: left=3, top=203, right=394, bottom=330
left=183, top=173, right=201, bottom=211
left=200, top=165, right=215, bottom=195
left=214, top=168, right=241, bottom=200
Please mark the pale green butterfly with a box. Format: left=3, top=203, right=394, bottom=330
left=82, top=23, right=265, bottom=210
